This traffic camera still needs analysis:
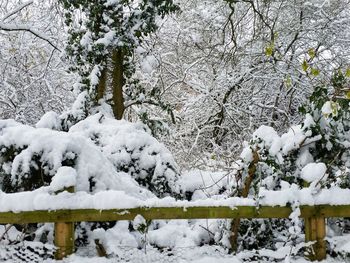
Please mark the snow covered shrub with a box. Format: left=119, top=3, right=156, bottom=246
left=230, top=70, right=350, bottom=253
left=59, top=91, right=90, bottom=131
left=0, top=112, right=180, bottom=198
left=0, top=119, right=124, bottom=193
left=69, top=114, right=181, bottom=198
left=0, top=110, right=182, bottom=250
left=297, top=70, right=350, bottom=189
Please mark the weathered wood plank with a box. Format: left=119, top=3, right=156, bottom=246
left=0, top=205, right=349, bottom=223
left=54, top=221, right=74, bottom=259
left=54, top=186, right=75, bottom=260
left=304, top=217, right=326, bottom=261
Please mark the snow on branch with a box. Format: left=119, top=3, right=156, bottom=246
left=2, top=0, right=34, bottom=21
left=0, top=22, right=60, bottom=51
left=0, top=1, right=60, bottom=51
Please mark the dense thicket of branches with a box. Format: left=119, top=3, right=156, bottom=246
left=0, top=0, right=73, bottom=124
left=2, top=0, right=350, bottom=166
left=147, top=0, right=350, bottom=168
left=2, top=0, right=350, bottom=259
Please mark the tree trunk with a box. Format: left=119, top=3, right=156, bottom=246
left=229, top=149, right=259, bottom=252
left=111, top=49, right=125, bottom=120
left=96, top=67, right=107, bottom=103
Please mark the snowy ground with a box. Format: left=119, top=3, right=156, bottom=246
left=2, top=243, right=350, bottom=263
left=29, top=254, right=348, bottom=263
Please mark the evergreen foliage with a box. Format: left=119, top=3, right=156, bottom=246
left=59, top=0, right=179, bottom=127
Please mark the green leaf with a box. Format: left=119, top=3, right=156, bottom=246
left=308, top=48, right=316, bottom=59
left=298, top=105, right=306, bottom=114
left=345, top=68, right=350, bottom=78
left=311, top=68, right=320, bottom=76
left=265, top=42, right=274, bottom=57
left=302, top=60, right=309, bottom=72
left=331, top=101, right=339, bottom=117
left=346, top=91, right=350, bottom=99
left=265, top=42, right=275, bottom=57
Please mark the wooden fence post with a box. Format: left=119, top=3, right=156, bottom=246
left=54, top=186, right=75, bottom=260
left=304, top=216, right=326, bottom=261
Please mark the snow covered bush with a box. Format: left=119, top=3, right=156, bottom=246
left=69, top=114, right=181, bottom=197
left=228, top=70, right=350, bottom=253
left=0, top=117, right=157, bottom=196
left=0, top=113, right=180, bottom=197
left=239, top=71, right=350, bottom=197
left=0, top=109, right=182, bottom=250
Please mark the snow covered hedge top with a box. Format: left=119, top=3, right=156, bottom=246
left=0, top=113, right=180, bottom=198
left=69, top=114, right=180, bottom=197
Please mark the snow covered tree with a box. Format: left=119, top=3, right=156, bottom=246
left=59, top=0, right=179, bottom=124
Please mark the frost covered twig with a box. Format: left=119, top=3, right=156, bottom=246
left=199, top=225, right=215, bottom=238
left=0, top=224, right=13, bottom=241
left=0, top=22, right=60, bottom=51
left=197, top=171, right=230, bottom=191
left=315, top=150, right=343, bottom=188
left=0, top=1, right=60, bottom=51
left=2, top=1, right=33, bottom=21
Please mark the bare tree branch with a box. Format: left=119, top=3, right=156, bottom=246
left=0, top=22, right=60, bottom=51
left=2, top=0, right=33, bottom=21
left=0, top=1, right=60, bottom=51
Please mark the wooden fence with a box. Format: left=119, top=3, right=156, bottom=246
left=1, top=203, right=350, bottom=261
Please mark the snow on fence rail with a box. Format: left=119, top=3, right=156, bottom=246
left=1, top=204, right=350, bottom=223
left=1, top=187, right=350, bottom=261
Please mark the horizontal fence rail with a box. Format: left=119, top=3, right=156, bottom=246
left=1, top=204, right=350, bottom=261
left=0, top=204, right=350, bottom=223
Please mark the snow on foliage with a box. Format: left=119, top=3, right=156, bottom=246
left=0, top=120, right=151, bottom=200
left=228, top=78, right=350, bottom=252
left=0, top=113, right=179, bottom=199
left=49, top=166, right=77, bottom=193
left=69, top=114, right=181, bottom=197
left=178, top=169, right=231, bottom=200
left=1, top=69, right=350, bottom=259
left=0, top=110, right=184, bottom=252
left=59, top=0, right=179, bottom=127
left=300, top=162, right=327, bottom=183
